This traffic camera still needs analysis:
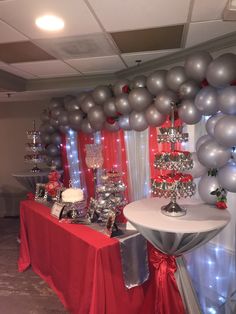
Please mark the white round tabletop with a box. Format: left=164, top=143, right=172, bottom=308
left=124, top=197, right=230, bottom=234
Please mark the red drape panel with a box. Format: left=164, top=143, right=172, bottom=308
left=101, top=129, right=129, bottom=222
left=60, top=134, right=70, bottom=188
left=77, top=133, right=94, bottom=199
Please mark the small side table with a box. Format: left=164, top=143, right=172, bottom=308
left=124, top=198, right=230, bottom=314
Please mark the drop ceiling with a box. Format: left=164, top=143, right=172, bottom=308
left=0, top=0, right=235, bottom=102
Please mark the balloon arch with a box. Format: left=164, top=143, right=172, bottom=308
left=39, top=51, right=236, bottom=205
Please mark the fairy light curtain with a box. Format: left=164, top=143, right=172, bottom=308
left=124, top=129, right=151, bottom=201
left=77, top=132, right=94, bottom=199
left=65, top=130, right=81, bottom=188
left=60, top=134, right=70, bottom=187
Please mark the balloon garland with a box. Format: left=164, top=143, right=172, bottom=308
left=39, top=51, right=236, bottom=207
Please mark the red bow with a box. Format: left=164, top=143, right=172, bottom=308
left=149, top=246, right=185, bottom=314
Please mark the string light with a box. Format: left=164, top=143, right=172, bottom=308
left=65, top=129, right=81, bottom=188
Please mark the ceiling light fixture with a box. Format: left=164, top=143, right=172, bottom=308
left=35, top=15, right=64, bottom=31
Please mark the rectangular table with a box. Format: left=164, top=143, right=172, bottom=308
left=18, top=200, right=155, bottom=314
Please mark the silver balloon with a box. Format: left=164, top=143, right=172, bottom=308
left=195, top=86, right=219, bottom=115
left=166, top=66, right=187, bottom=92
left=76, top=92, right=87, bottom=105
left=51, top=107, right=63, bottom=119
left=68, top=110, right=83, bottom=131
left=81, top=118, right=94, bottom=134
left=51, top=132, right=62, bottom=146
left=46, top=144, right=60, bottom=157
left=154, top=90, right=178, bottom=114
left=196, top=134, right=212, bottom=151
left=48, top=98, right=63, bottom=110
left=39, top=123, right=55, bottom=134
left=92, top=85, right=112, bottom=105
left=40, top=111, right=50, bottom=122
left=198, top=174, right=220, bottom=204
left=218, top=160, right=236, bottom=193
left=233, top=150, right=236, bottom=163
left=40, top=133, right=51, bottom=145
left=64, top=97, right=80, bottom=112
left=58, top=111, right=69, bottom=126
left=88, top=106, right=106, bottom=130
left=103, top=98, right=117, bottom=117
left=130, top=75, right=147, bottom=88
left=205, top=113, right=225, bottom=137
left=146, top=70, right=167, bottom=96
left=184, top=51, right=212, bottom=82
left=218, top=86, right=236, bottom=115
left=206, top=53, right=236, bottom=88
left=178, top=99, right=202, bottom=125
left=58, top=125, right=70, bottom=134
left=115, top=94, right=132, bottom=114
left=113, top=79, right=130, bottom=96
left=80, top=95, right=96, bottom=113
left=197, top=139, right=231, bottom=168
left=185, top=152, right=207, bottom=178
left=118, top=115, right=131, bottom=130
left=214, top=115, right=236, bottom=148
left=129, top=111, right=148, bottom=131
left=48, top=157, right=62, bottom=169
left=178, top=80, right=200, bottom=99
left=128, top=87, right=152, bottom=112
left=105, top=121, right=120, bottom=132
left=64, top=95, right=74, bottom=105
left=50, top=118, right=60, bottom=129
left=145, top=105, right=167, bottom=127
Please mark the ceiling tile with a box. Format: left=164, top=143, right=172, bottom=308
left=66, top=55, right=126, bottom=74
left=11, top=60, right=79, bottom=78
left=0, top=41, right=55, bottom=63
left=0, top=20, right=27, bottom=43
left=111, top=25, right=184, bottom=53
left=34, top=33, right=118, bottom=60
left=88, top=0, right=191, bottom=32
left=0, top=64, right=36, bottom=79
left=0, top=0, right=102, bottom=39
left=185, top=20, right=236, bottom=47
left=122, top=49, right=182, bottom=67
left=191, top=0, right=228, bottom=22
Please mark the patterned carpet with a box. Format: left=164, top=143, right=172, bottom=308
left=0, top=218, right=68, bottom=314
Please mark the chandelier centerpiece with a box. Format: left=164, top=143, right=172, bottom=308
left=151, top=103, right=196, bottom=217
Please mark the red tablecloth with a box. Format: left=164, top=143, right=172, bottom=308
left=18, top=200, right=156, bottom=314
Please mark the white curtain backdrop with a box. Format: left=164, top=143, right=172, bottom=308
left=185, top=120, right=236, bottom=314
left=124, top=129, right=151, bottom=202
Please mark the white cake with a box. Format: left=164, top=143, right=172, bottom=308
left=62, top=188, right=84, bottom=203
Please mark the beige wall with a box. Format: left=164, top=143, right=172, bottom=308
left=0, top=100, right=47, bottom=216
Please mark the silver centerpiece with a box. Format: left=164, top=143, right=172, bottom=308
left=88, top=169, right=127, bottom=223
left=152, top=103, right=196, bottom=217
left=24, top=121, right=44, bottom=172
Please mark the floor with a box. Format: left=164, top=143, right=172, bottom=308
left=0, top=217, right=68, bottom=314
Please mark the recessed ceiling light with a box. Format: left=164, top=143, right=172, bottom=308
left=35, top=15, right=64, bottom=32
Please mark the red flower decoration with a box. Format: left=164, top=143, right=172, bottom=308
left=106, top=117, right=116, bottom=124
left=122, top=85, right=130, bottom=94
left=201, top=79, right=209, bottom=87
left=216, top=201, right=227, bottom=209
left=230, top=80, right=236, bottom=86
